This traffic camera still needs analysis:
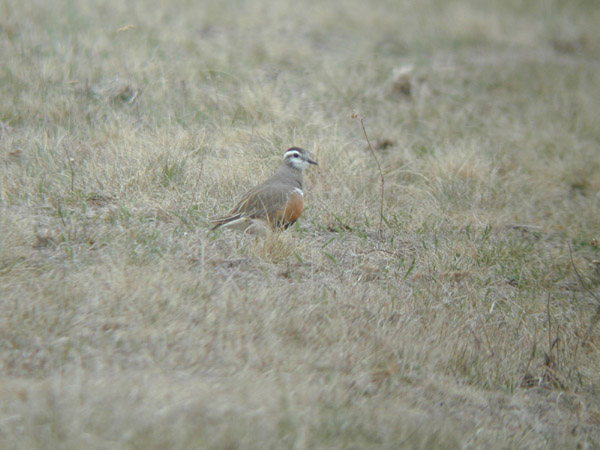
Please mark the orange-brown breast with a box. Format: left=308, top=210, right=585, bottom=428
left=273, top=191, right=304, bottom=228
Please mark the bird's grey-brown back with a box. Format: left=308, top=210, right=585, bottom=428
left=232, top=147, right=316, bottom=214
left=209, top=147, right=317, bottom=231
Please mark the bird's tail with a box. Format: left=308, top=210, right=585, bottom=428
left=209, top=213, right=244, bottom=230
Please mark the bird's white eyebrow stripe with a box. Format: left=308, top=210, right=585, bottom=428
left=284, top=150, right=300, bottom=158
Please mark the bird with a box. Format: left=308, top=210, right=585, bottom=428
left=210, top=147, right=318, bottom=233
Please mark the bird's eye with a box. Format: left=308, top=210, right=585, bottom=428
left=293, top=153, right=299, bottom=158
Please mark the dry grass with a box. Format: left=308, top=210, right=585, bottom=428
left=1, top=0, right=600, bottom=448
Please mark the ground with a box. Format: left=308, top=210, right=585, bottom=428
left=1, top=0, right=600, bottom=448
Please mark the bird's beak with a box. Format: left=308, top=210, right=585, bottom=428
left=307, top=158, right=318, bottom=166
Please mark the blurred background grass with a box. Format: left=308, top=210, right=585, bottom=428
left=1, top=0, right=600, bottom=448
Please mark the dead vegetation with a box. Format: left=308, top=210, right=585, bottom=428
left=1, top=0, right=600, bottom=448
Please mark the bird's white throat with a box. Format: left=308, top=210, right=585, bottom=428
left=289, top=158, right=309, bottom=171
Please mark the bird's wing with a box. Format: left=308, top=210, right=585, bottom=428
left=209, top=183, right=291, bottom=229
left=231, top=183, right=291, bottom=218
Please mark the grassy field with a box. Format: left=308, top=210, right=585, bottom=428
left=1, top=0, right=600, bottom=448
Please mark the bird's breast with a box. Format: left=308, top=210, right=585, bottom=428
left=274, top=190, right=304, bottom=227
